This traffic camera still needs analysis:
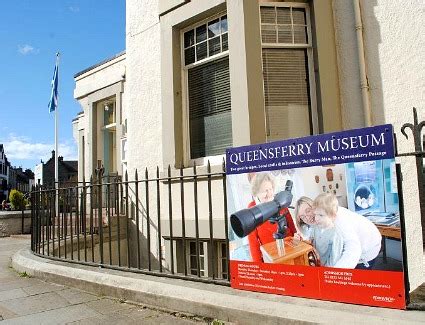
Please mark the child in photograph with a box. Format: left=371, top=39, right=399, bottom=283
left=313, top=193, right=382, bottom=269
left=247, top=172, right=297, bottom=262
left=294, top=197, right=343, bottom=267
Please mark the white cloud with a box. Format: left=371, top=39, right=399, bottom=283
left=18, top=44, right=40, bottom=55
left=69, top=6, right=80, bottom=13
left=0, top=134, right=77, bottom=162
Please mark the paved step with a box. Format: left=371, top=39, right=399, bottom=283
left=12, top=246, right=425, bottom=325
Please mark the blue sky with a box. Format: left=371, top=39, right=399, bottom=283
left=0, top=0, right=125, bottom=170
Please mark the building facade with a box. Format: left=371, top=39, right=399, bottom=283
left=0, top=145, right=10, bottom=202
left=8, top=167, right=34, bottom=193
left=73, top=0, right=425, bottom=291
left=34, top=151, right=77, bottom=187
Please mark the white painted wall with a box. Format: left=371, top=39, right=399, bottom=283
left=34, top=163, right=43, bottom=186
left=333, top=0, right=425, bottom=290
left=126, top=0, right=164, bottom=267
left=126, top=0, right=163, bottom=174
left=74, top=54, right=126, bottom=100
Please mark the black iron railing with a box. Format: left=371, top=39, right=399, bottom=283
left=31, top=161, right=230, bottom=285
left=395, top=108, right=425, bottom=244
left=30, top=108, right=425, bottom=283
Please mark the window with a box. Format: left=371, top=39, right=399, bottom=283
left=260, top=4, right=317, bottom=142
left=182, top=14, right=232, bottom=161
left=103, top=100, right=115, bottom=126
left=187, top=240, right=207, bottom=277
left=217, top=241, right=228, bottom=279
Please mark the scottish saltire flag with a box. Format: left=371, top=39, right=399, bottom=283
left=48, top=54, right=59, bottom=112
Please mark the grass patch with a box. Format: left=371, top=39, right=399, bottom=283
left=18, top=271, right=31, bottom=278
left=210, top=320, right=226, bottom=325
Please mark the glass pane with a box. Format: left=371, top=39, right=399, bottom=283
left=189, top=242, right=196, bottom=254
left=208, top=18, right=220, bottom=38
left=190, top=269, right=197, bottom=275
left=261, top=25, right=276, bottom=43
left=200, top=256, right=205, bottom=265
left=294, top=26, right=308, bottom=44
left=185, top=47, right=195, bottom=65
left=190, top=255, right=197, bottom=266
left=276, top=7, right=291, bottom=24
left=196, top=41, right=207, bottom=61
left=222, top=259, right=228, bottom=272
left=190, top=111, right=232, bottom=158
left=199, top=243, right=204, bottom=255
left=292, top=8, right=306, bottom=25
left=196, top=24, right=207, bottom=43
left=184, top=29, right=195, bottom=48
left=221, top=15, right=228, bottom=33
left=277, top=26, right=292, bottom=43
left=221, top=243, right=227, bottom=257
left=208, top=36, right=221, bottom=56
left=262, top=48, right=311, bottom=140
left=222, top=33, right=228, bottom=51
left=260, top=7, right=275, bottom=24
left=188, top=57, right=232, bottom=159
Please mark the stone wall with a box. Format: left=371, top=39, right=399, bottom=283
left=0, top=211, right=32, bottom=237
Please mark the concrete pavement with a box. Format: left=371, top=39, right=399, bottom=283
left=0, top=236, right=214, bottom=324
left=5, top=236, right=425, bottom=324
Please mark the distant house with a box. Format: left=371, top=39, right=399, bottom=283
left=8, top=167, right=34, bottom=193
left=0, top=144, right=10, bottom=202
left=34, top=150, right=78, bottom=187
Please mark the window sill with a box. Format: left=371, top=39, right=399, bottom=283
left=102, top=123, right=116, bottom=131
left=159, top=160, right=225, bottom=181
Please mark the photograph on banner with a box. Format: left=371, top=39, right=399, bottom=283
left=226, top=124, right=406, bottom=309
left=227, top=160, right=402, bottom=271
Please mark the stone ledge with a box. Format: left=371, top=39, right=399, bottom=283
left=0, top=211, right=31, bottom=237
left=11, top=249, right=425, bottom=325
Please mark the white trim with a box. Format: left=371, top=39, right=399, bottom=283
left=260, top=2, right=309, bottom=9
left=101, top=122, right=117, bottom=131
left=121, top=137, right=128, bottom=163
left=183, top=51, right=229, bottom=70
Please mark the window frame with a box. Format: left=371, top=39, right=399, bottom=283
left=259, top=2, right=319, bottom=139
left=186, top=240, right=208, bottom=277
left=216, top=240, right=228, bottom=279
left=180, top=12, right=231, bottom=167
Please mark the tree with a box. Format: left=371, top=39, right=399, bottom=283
left=9, top=189, right=25, bottom=210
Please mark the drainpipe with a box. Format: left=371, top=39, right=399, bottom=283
left=353, top=0, right=373, bottom=126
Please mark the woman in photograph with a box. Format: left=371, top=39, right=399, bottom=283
left=247, top=172, right=297, bottom=262
left=294, top=196, right=343, bottom=267
left=294, top=196, right=316, bottom=241
left=313, top=193, right=382, bottom=269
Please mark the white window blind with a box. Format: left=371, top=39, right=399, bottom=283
left=262, top=48, right=311, bottom=140
left=260, top=5, right=314, bottom=142
left=187, top=57, right=232, bottom=159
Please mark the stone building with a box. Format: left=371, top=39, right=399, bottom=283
left=0, top=145, right=10, bottom=202
left=34, top=150, right=78, bottom=187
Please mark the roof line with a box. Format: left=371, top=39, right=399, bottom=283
left=74, top=51, right=126, bottom=78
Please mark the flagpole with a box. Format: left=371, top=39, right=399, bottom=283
left=55, top=52, right=60, bottom=216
